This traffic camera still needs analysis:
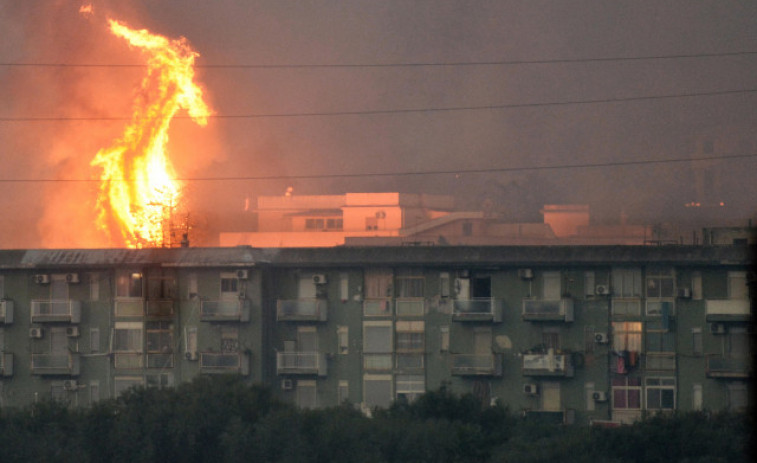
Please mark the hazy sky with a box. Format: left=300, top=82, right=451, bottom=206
left=1, top=1, right=756, bottom=247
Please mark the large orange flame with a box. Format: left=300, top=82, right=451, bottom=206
left=91, top=19, right=211, bottom=248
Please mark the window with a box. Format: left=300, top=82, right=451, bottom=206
left=691, top=272, right=702, bottom=300
left=89, top=273, right=99, bottom=301
left=220, top=272, right=239, bottom=296
left=542, top=272, right=561, bottom=300
left=396, top=321, right=424, bottom=352
left=692, top=384, right=702, bottom=411
left=113, top=323, right=143, bottom=352
left=542, top=329, right=561, bottom=350
left=727, top=382, right=748, bottom=411
left=338, top=380, right=349, bottom=404
left=645, top=377, right=676, bottom=411
left=612, top=268, right=642, bottom=298
left=296, top=380, right=317, bottom=409
left=397, top=276, right=424, bottom=298
left=364, top=270, right=392, bottom=299
left=146, top=269, right=177, bottom=300
left=691, top=328, right=703, bottom=356
left=728, top=272, right=748, bottom=299
left=396, top=353, right=424, bottom=369
left=585, top=382, right=596, bottom=411
left=646, top=267, right=675, bottom=298
left=339, top=273, right=349, bottom=301
left=396, top=374, right=425, bottom=402
left=646, top=300, right=674, bottom=318
left=612, top=377, right=641, bottom=410
left=645, top=320, right=674, bottom=353
left=440, top=273, right=450, bottom=298
left=90, top=381, right=100, bottom=405
left=337, top=326, right=349, bottom=354
left=363, top=322, right=393, bottom=370
left=364, top=374, right=393, bottom=409
left=185, top=327, right=198, bottom=356
left=146, top=321, right=173, bottom=368
left=584, top=272, right=595, bottom=297
left=116, top=271, right=143, bottom=298
left=90, top=328, right=100, bottom=353
left=612, top=322, right=642, bottom=352
left=146, top=373, right=173, bottom=388
left=439, top=325, right=449, bottom=352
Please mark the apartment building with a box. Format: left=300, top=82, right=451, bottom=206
left=0, top=245, right=751, bottom=424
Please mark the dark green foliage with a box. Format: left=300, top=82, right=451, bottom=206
left=0, top=380, right=750, bottom=463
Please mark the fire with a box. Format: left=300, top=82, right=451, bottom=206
left=91, top=19, right=211, bottom=248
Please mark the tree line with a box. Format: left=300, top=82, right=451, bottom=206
left=0, top=376, right=750, bottom=463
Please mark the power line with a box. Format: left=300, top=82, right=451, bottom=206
left=1, top=153, right=754, bottom=183
left=1, top=50, right=756, bottom=69
left=1, top=88, right=755, bottom=122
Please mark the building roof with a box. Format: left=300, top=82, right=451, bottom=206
left=0, top=245, right=752, bottom=270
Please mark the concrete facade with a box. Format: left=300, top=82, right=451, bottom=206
left=0, top=245, right=752, bottom=424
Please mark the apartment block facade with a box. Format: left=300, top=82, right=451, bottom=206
left=0, top=246, right=751, bottom=425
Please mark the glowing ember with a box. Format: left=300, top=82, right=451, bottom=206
left=91, top=19, right=211, bottom=248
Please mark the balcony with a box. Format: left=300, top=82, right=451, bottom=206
left=145, top=299, right=176, bottom=318
left=450, top=353, right=503, bottom=377
left=363, top=298, right=393, bottom=317
left=706, top=354, right=751, bottom=379
left=114, top=299, right=144, bottom=317
left=522, top=352, right=574, bottom=377
left=276, top=299, right=328, bottom=322
left=31, top=353, right=80, bottom=376
left=199, top=352, right=250, bottom=376
left=276, top=352, right=328, bottom=376
left=705, top=299, right=751, bottom=322
left=146, top=353, right=174, bottom=369
left=452, top=298, right=503, bottom=322
left=645, top=353, right=676, bottom=371
left=0, top=299, right=13, bottom=324
left=114, top=353, right=143, bottom=369
left=201, top=299, right=251, bottom=322
left=0, top=353, right=13, bottom=377
left=395, top=298, right=425, bottom=317
left=31, top=299, right=81, bottom=323
left=522, top=298, right=574, bottom=322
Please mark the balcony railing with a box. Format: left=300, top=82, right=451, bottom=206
left=395, top=298, right=425, bottom=317
left=522, top=298, right=574, bottom=322
left=114, top=300, right=144, bottom=317
left=645, top=353, right=676, bottom=371
left=201, top=299, right=251, bottom=322
left=276, top=352, right=328, bottom=376
left=31, top=353, right=80, bottom=376
left=114, top=353, right=144, bottom=369
left=146, top=353, right=174, bottom=369
left=522, top=353, right=574, bottom=377
left=0, top=299, right=13, bottom=324
left=705, top=299, right=751, bottom=322
left=145, top=299, right=176, bottom=318
left=277, top=299, right=328, bottom=322
left=200, top=352, right=250, bottom=376
left=452, top=298, right=502, bottom=322
left=1, top=353, right=13, bottom=377
left=31, top=300, right=81, bottom=323
left=706, top=354, right=751, bottom=378
left=450, top=353, right=503, bottom=377
left=363, top=298, right=393, bottom=317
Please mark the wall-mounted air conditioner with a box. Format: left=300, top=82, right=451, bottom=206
left=29, top=327, right=43, bottom=339
left=523, top=383, right=539, bottom=395
left=592, top=391, right=608, bottom=402
left=66, top=326, right=80, bottom=337
left=594, top=332, right=609, bottom=344
left=313, top=274, right=327, bottom=284
left=281, top=379, right=294, bottom=390
left=595, top=285, right=610, bottom=296
left=65, top=273, right=80, bottom=284
left=34, top=274, right=50, bottom=285
left=236, top=270, right=249, bottom=280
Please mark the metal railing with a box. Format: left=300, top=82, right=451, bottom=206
left=453, top=298, right=501, bottom=321
left=522, top=298, right=574, bottom=322
left=451, top=353, right=503, bottom=376
left=31, top=300, right=81, bottom=323
left=201, top=299, right=250, bottom=321
left=276, top=351, right=328, bottom=376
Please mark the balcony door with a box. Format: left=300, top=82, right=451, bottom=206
left=543, top=272, right=561, bottom=300
left=51, top=275, right=68, bottom=315
left=298, top=275, right=317, bottom=299
left=540, top=382, right=561, bottom=411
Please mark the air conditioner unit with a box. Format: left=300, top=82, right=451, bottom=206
left=34, top=274, right=50, bottom=285
left=29, top=327, right=43, bottom=339
left=710, top=323, right=727, bottom=335
left=312, top=274, right=327, bottom=284
left=65, top=273, right=80, bottom=284
left=62, top=380, right=79, bottom=391
left=595, top=285, right=610, bottom=296
left=66, top=326, right=80, bottom=337
left=518, top=269, right=534, bottom=280
left=592, top=391, right=608, bottom=402
left=677, top=288, right=692, bottom=299
left=594, top=332, right=609, bottom=344
left=523, top=383, right=539, bottom=395
left=236, top=270, right=249, bottom=280
left=281, top=379, right=294, bottom=390
left=185, top=351, right=199, bottom=361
